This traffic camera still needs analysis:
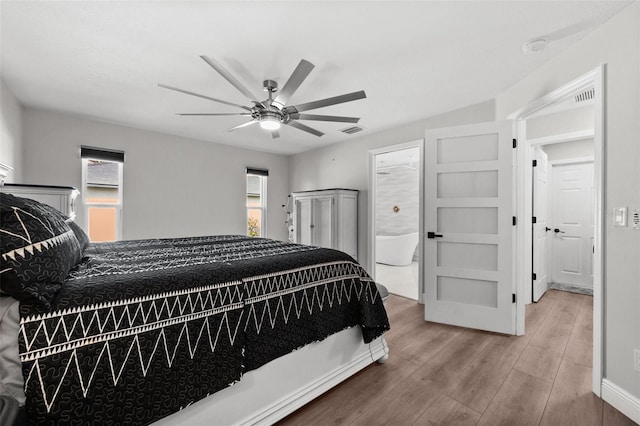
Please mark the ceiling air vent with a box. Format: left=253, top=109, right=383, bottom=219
left=340, top=126, right=365, bottom=135
left=575, top=88, right=594, bottom=103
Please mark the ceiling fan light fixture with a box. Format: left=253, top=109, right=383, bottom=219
left=259, top=113, right=281, bottom=130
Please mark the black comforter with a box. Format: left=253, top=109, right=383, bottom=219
left=18, top=235, right=389, bottom=425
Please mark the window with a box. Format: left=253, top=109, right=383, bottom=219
left=81, top=146, right=124, bottom=242
left=246, top=168, right=268, bottom=237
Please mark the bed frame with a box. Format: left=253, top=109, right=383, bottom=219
left=154, top=330, right=389, bottom=425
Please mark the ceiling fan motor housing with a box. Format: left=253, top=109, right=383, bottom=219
left=263, top=79, right=278, bottom=93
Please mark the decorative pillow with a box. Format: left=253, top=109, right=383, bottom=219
left=67, top=219, right=91, bottom=251
left=0, top=193, right=82, bottom=307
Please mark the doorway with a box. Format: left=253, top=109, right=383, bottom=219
left=511, top=65, right=604, bottom=396
left=368, top=140, right=423, bottom=301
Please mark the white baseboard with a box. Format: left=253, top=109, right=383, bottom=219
left=601, top=379, right=640, bottom=424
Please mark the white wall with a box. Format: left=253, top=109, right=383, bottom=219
left=496, top=2, right=640, bottom=400
left=0, top=79, right=23, bottom=182
left=541, top=139, right=594, bottom=162
left=289, top=99, right=495, bottom=273
left=22, top=108, right=289, bottom=242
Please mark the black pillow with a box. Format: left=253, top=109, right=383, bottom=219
left=67, top=219, right=90, bottom=251
left=0, top=193, right=82, bottom=307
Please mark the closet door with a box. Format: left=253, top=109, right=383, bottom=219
left=295, top=197, right=314, bottom=246
left=312, top=195, right=334, bottom=249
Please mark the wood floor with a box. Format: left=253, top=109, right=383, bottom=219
left=278, top=290, right=638, bottom=426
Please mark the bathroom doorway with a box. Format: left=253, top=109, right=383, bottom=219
left=368, top=140, right=423, bottom=301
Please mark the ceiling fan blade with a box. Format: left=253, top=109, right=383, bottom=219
left=158, top=83, right=251, bottom=111
left=228, top=120, right=258, bottom=132
left=286, top=120, right=324, bottom=137
left=200, top=56, right=259, bottom=102
left=283, top=90, right=366, bottom=113
left=289, top=113, right=359, bottom=123
left=177, top=113, right=252, bottom=116
left=272, top=59, right=315, bottom=110
left=271, top=129, right=280, bottom=139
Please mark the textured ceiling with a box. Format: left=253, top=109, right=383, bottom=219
left=0, top=1, right=632, bottom=155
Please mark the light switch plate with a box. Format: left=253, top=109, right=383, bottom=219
left=613, top=207, right=627, bottom=227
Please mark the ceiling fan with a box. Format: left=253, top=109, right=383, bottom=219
left=158, top=57, right=366, bottom=139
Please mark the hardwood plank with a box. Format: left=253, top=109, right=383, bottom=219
left=386, top=319, right=461, bottom=366
left=414, top=329, right=493, bottom=387
left=395, top=322, right=463, bottom=366
left=413, top=394, right=481, bottom=426
left=444, top=339, right=523, bottom=413
left=477, top=369, right=553, bottom=426
left=603, top=401, right=638, bottom=426
left=540, top=359, right=603, bottom=426
left=564, top=296, right=594, bottom=367
left=528, top=309, right=576, bottom=354
left=514, top=343, right=563, bottom=383
left=525, top=296, right=555, bottom=335
left=349, top=375, right=442, bottom=426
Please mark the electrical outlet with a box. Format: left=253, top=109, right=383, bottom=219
left=635, top=349, right=640, bottom=373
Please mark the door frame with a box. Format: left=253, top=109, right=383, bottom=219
left=508, top=65, right=605, bottom=396
left=367, top=139, right=424, bottom=302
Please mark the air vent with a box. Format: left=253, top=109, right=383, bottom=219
left=575, top=88, right=594, bottom=103
left=340, top=126, right=364, bottom=135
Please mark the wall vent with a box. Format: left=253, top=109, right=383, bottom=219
left=575, top=88, right=594, bottom=103
left=340, top=126, right=365, bottom=135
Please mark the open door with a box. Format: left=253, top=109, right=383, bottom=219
left=424, top=121, right=516, bottom=334
left=532, top=147, right=549, bottom=301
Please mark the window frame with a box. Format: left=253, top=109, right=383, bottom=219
left=246, top=172, right=268, bottom=238
left=81, top=157, right=124, bottom=241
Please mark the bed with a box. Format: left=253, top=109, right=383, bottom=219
left=0, top=192, right=390, bottom=425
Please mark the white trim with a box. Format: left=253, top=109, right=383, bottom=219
left=527, top=129, right=594, bottom=146
left=511, top=65, right=604, bottom=397
left=601, top=379, right=640, bottom=425
left=548, top=157, right=594, bottom=167
left=507, top=67, right=599, bottom=120
left=368, top=139, right=424, bottom=303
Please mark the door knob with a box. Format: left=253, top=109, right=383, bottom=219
left=427, top=232, right=443, bottom=239
left=553, top=228, right=565, bottom=234
left=545, top=227, right=552, bottom=232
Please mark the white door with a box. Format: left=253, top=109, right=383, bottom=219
left=532, top=147, right=549, bottom=302
left=312, top=195, right=334, bottom=249
left=550, top=162, right=594, bottom=289
left=294, top=198, right=313, bottom=245
left=424, top=121, right=516, bottom=334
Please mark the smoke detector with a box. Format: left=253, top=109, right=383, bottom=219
left=522, top=38, right=548, bottom=54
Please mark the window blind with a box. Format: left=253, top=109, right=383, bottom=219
left=81, top=146, right=125, bottom=163
left=246, top=167, right=269, bottom=177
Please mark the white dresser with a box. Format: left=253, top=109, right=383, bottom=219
left=291, top=189, right=358, bottom=260
left=0, top=184, right=80, bottom=219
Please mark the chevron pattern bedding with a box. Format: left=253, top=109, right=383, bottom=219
left=18, top=235, right=389, bottom=425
